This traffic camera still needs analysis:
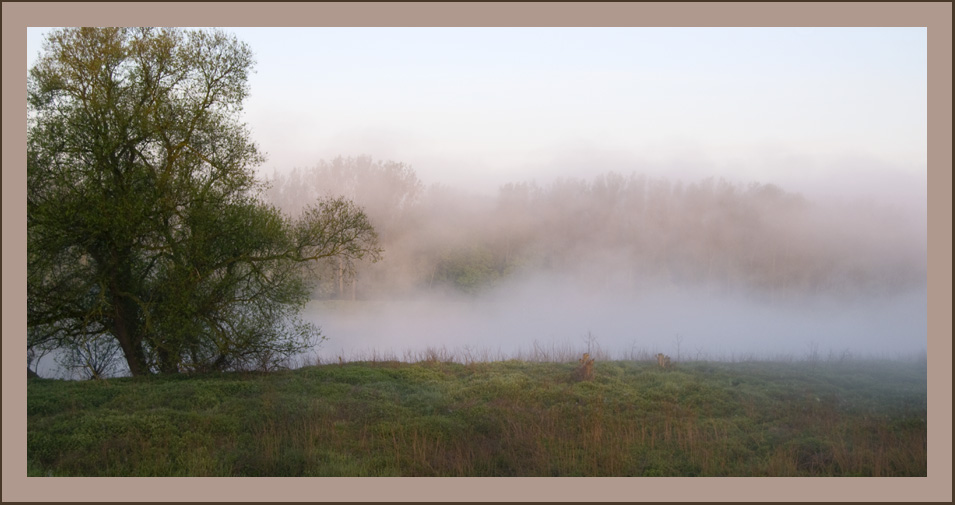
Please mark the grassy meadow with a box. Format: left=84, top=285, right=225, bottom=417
left=27, top=353, right=926, bottom=477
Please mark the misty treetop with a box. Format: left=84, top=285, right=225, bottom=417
left=264, top=156, right=422, bottom=300
left=266, top=162, right=926, bottom=301
left=27, top=28, right=382, bottom=376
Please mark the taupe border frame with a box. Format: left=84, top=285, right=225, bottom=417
left=3, top=2, right=951, bottom=502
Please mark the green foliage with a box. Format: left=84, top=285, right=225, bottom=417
left=433, top=245, right=501, bottom=295
left=27, top=28, right=382, bottom=376
left=28, top=359, right=926, bottom=476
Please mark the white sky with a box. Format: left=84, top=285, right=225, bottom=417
left=27, top=27, right=927, bottom=199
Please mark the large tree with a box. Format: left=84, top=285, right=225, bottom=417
left=27, top=27, right=382, bottom=376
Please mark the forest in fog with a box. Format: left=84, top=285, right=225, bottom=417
left=264, top=155, right=926, bottom=305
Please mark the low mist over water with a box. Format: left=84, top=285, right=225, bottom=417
left=303, top=278, right=927, bottom=363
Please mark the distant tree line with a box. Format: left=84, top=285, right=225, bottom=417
left=267, top=158, right=926, bottom=301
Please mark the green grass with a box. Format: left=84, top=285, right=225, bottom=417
left=27, top=357, right=926, bottom=476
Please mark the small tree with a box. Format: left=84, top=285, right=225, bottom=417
left=55, top=333, right=122, bottom=380
left=27, top=28, right=382, bottom=376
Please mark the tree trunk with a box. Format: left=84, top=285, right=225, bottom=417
left=110, top=287, right=150, bottom=376
left=112, top=303, right=148, bottom=376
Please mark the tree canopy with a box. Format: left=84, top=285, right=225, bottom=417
left=27, top=27, right=382, bottom=376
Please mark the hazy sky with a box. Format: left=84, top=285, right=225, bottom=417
left=27, top=27, right=927, bottom=197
